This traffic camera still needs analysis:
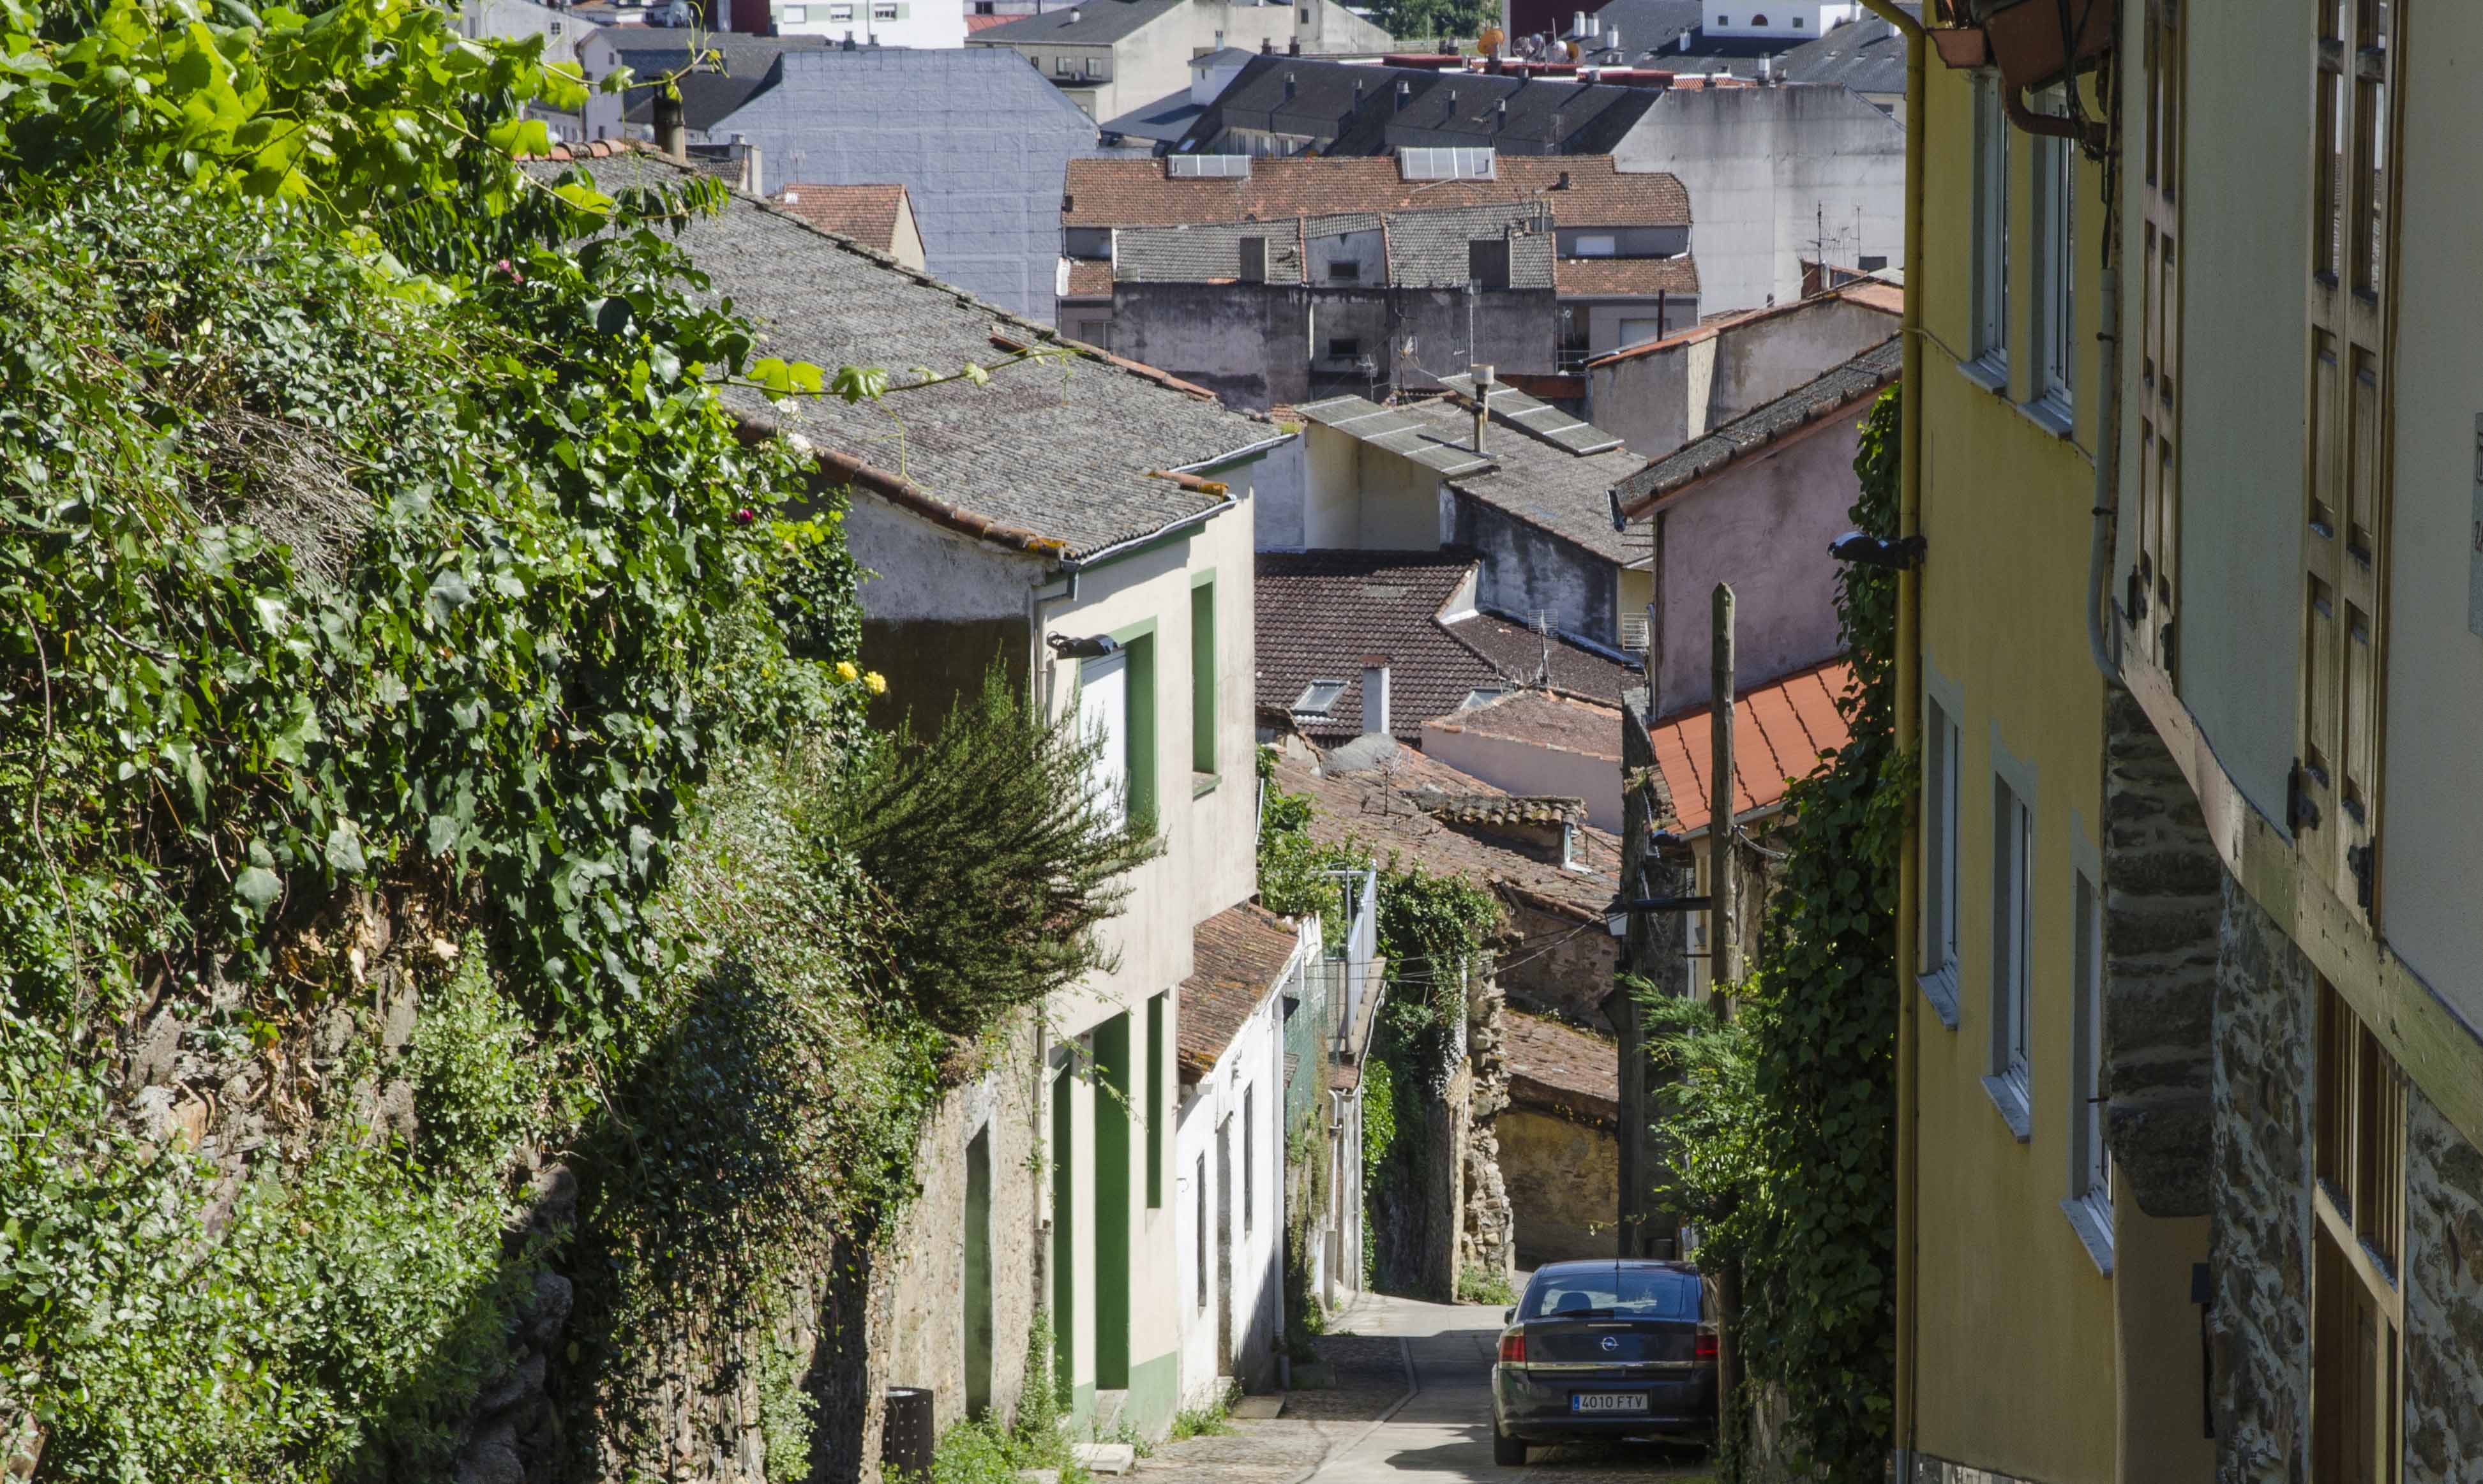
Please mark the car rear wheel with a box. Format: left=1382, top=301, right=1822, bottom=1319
left=1491, top=1425, right=1527, bottom=1467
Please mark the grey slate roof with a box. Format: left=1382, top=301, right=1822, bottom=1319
left=1404, top=398, right=1647, bottom=562
left=974, top=0, right=1183, bottom=45
left=1181, top=56, right=1663, bottom=157
left=1299, top=391, right=1647, bottom=562
left=1385, top=203, right=1556, bottom=288
left=1113, top=220, right=1306, bottom=284
left=1100, top=86, right=1209, bottom=144
left=610, top=33, right=834, bottom=131
left=1775, top=9, right=1914, bottom=96
left=1618, top=335, right=1900, bottom=507
left=543, top=152, right=1280, bottom=557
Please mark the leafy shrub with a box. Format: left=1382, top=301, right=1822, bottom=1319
left=405, top=945, right=536, bottom=1176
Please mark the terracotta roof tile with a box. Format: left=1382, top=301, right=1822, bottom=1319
left=1180, top=903, right=1302, bottom=1076
left=1063, top=154, right=1688, bottom=231
left=1649, top=659, right=1854, bottom=833
left=1062, top=257, right=1113, bottom=299
left=1270, top=745, right=1620, bottom=925
left=1554, top=256, right=1702, bottom=297
left=1504, top=1009, right=1619, bottom=1120
left=1441, top=611, right=1639, bottom=703
left=1256, top=551, right=1504, bottom=744
left=773, top=183, right=911, bottom=253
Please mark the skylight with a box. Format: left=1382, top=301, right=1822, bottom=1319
left=1293, top=679, right=1348, bottom=716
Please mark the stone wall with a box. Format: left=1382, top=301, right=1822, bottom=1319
left=864, top=1013, right=1047, bottom=1458
left=2101, top=686, right=2222, bottom=1218
left=1459, top=968, right=1515, bottom=1285
left=2208, top=873, right=2314, bottom=1484
left=2403, top=1088, right=2483, bottom=1484
left=1497, top=897, right=1621, bottom=1032
left=1498, top=1107, right=1617, bottom=1266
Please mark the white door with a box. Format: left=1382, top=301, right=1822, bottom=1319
left=1619, top=316, right=1665, bottom=349
left=1079, top=650, right=1129, bottom=832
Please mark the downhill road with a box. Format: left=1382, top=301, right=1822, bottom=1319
left=1132, top=1290, right=1713, bottom=1484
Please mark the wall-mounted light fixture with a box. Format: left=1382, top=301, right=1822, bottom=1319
left=1828, top=530, right=1927, bottom=570
left=1046, top=632, right=1123, bottom=660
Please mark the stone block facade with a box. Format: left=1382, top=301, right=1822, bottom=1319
left=2404, top=1090, right=2483, bottom=1484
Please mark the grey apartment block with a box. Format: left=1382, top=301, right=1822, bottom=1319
left=703, top=48, right=1103, bottom=324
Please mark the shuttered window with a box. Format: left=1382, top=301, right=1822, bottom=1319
left=2131, top=0, right=2183, bottom=672
left=2295, top=0, right=2396, bottom=922
left=2311, top=979, right=2404, bottom=1484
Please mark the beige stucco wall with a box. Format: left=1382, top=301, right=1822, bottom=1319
left=1300, top=424, right=1446, bottom=551
left=1499, top=1106, right=1617, bottom=1266
left=1418, top=715, right=1626, bottom=832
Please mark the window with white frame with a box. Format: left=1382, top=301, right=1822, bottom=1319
left=1922, top=695, right=1963, bottom=984
left=1079, top=650, right=1130, bottom=833
left=2067, top=867, right=2112, bottom=1249
left=1971, top=72, right=2010, bottom=372
left=1990, top=774, right=2033, bottom=1120
left=2034, top=91, right=2076, bottom=417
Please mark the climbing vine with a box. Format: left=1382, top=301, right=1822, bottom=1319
left=1638, top=387, right=1907, bottom=1481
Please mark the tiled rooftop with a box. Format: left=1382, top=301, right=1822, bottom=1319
left=1256, top=551, right=1504, bottom=744
left=1504, top=1008, right=1619, bottom=1120
left=1644, top=659, right=1854, bottom=832
left=1395, top=398, right=1649, bottom=563
left=1441, top=610, right=1639, bottom=703
left=539, top=153, right=1282, bottom=558
left=1179, top=901, right=1302, bottom=1077
left=772, top=183, right=910, bottom=254
left=1063, top=154, right=1690, bottom=231
left=1554, top=256, right=1702, bottom=297
left=1270, top=744, right=1620, bottom=924
left=1185, top=56, right=1665, bottom=157
left=1427, top=690, right=1623, bottom=763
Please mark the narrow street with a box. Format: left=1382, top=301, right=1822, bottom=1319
left=1133, top=1291, right=1716, bottom=1484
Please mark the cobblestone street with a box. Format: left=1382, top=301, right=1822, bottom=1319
left=1131, top=1293, right=1715, bottom=1484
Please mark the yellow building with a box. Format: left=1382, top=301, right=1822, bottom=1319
left=1891, top=1, right=2483, bottom=1479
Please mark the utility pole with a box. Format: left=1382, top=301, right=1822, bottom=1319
left=1708, top=582, right=1737, bottom=1014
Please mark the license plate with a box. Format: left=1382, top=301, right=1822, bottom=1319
left=1569, top=1393, right=1649, bottom=1414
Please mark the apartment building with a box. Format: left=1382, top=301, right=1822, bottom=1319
left=966, top=0, right=1392, bottom=122
left=1893, top=1, right=2483, bottom=1480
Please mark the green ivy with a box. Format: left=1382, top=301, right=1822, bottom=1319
left=1638, top=387, right=1907, bottom=1481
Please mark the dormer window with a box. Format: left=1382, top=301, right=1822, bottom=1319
left=1562, top=821, right=1582, bottom=870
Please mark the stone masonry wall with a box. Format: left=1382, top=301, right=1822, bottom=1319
left=2102, top=686, right=2222, bottom=1218
left=2403, top=1088, right=2483, bottom=1484
left=1459, top=967, right=1515, bottom=1284
left=2209, top=873, right=2314, bottom=1484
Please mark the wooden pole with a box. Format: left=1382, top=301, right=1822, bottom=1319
left=1708, top=582, right=1737, bottom=1013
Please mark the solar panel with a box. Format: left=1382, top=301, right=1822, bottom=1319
left=1166, top=154, right=1251, bottom=179
left=1294, top=396, right=1494, bottom=477
left=1397, top=146, right=1496, bottom=181
left=1435, top=373, right=1626, bottom=456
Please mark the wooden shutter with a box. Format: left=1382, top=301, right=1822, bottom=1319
left=2132, top=0, right=2184, bottom=673
left=2295, top=0, right=2398, bottom=922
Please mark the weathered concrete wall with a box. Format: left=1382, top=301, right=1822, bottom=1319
left=1421, top=717, right=1624, bottom=832
left=1611, top=85, right=1904, bottom=316
left=1446, top=493, right=1619, bottom=648
left=1499, top=1106, right=1617, bottom=1266
left=867, top=1014, right=1046, bottom=1441
left=1252, top=433, right=1310, bottom=551
left=2404, top=1088, right=2483, bottom=1483
left=1644, top=413, right=1857, bottom=715
left=1460, top=970, right=1515, bottom=1286
left=708, top=49, right=1105, bottom=325
left=1109, top=284, right=1557, bottom=413
left=2208, top=874, right=2314, bottom=1484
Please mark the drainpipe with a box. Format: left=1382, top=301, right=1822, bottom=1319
left=1469, top=363, right=1494, bottom=452
left=1853, top=1, right=1924, bottom=1478
left=2087, top=263, right=2122, bottom=682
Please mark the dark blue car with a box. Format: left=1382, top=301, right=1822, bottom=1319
left=1489, top=1259, right=1718, bottom=1464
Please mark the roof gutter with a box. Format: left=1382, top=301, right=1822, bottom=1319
left=1050, top=433, right=1294, bottom=579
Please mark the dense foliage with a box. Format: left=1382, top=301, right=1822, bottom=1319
left=1363, top=0, right=1496, bottom=45
left=1637, top=387, right=1906, bottom=1480
left=0, top=4, right=1141, bottom=1477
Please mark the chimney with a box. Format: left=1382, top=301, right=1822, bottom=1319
left=1361, top=661, right=1392, bottom=737
left=653, top=91, right=686, bottom=158
left=1572, top=9, right=1585, bottom=35
left=1395, top=79, right=1411, bottom=109
left=1284, top=71, right=1296, bottom=98
left=1605, top=26, right=1617, bottom=50
left=1556, top=169, right=1571, bottom=188
left=1495, top=96, right=1507, bottom=127
left=1469, top=363, right=1494, bottom=453
left=1069, top=3, right=1079, bottom=17
left=1261, top=34, right=1273, bottom=52
left=1287, top=34, right=1300, bottom=53
left=731, top=134, right=763, bottom=193
left=1678, top=29, right=1691, bottom=50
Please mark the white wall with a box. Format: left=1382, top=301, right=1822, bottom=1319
left=1613, top=84, right=1903, bottom=315
left=1173, top=941, right=1298, bottom=1402
left=2367, top=8, right=2483, bottom=1031
left=1699, top=0, right=1858, bottom=39
left=1420, top=710, right=1625, bottom=830
left=1589, top=292, right=1896, bottom=457
left=1298, top=423, right=1444, bottom=551
left=773, top=0, right=964, bottom=47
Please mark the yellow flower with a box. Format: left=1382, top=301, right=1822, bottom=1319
left=835, top=660, right=859, bottom=684
left=864, top=670, right=888, bottom=696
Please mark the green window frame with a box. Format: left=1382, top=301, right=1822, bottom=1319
left=1107, top=618, right=1158, bottom=825
left=1190, top=573, right=1217, bottom=784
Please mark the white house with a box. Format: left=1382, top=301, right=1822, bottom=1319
left=1697, top=0, right=1860, bottom=40
left=767, top=0, right=963, bottom=48
left=559, top=149, right=1289, bottom=1441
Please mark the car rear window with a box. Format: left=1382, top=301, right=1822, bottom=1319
left=1519, top=1266, right=1701, bottom=1321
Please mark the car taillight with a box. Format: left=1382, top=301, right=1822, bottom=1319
left=1694, top=1331, right=1718, bottom=1363
left=1498, top=1331, right=1527, bottom=1364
